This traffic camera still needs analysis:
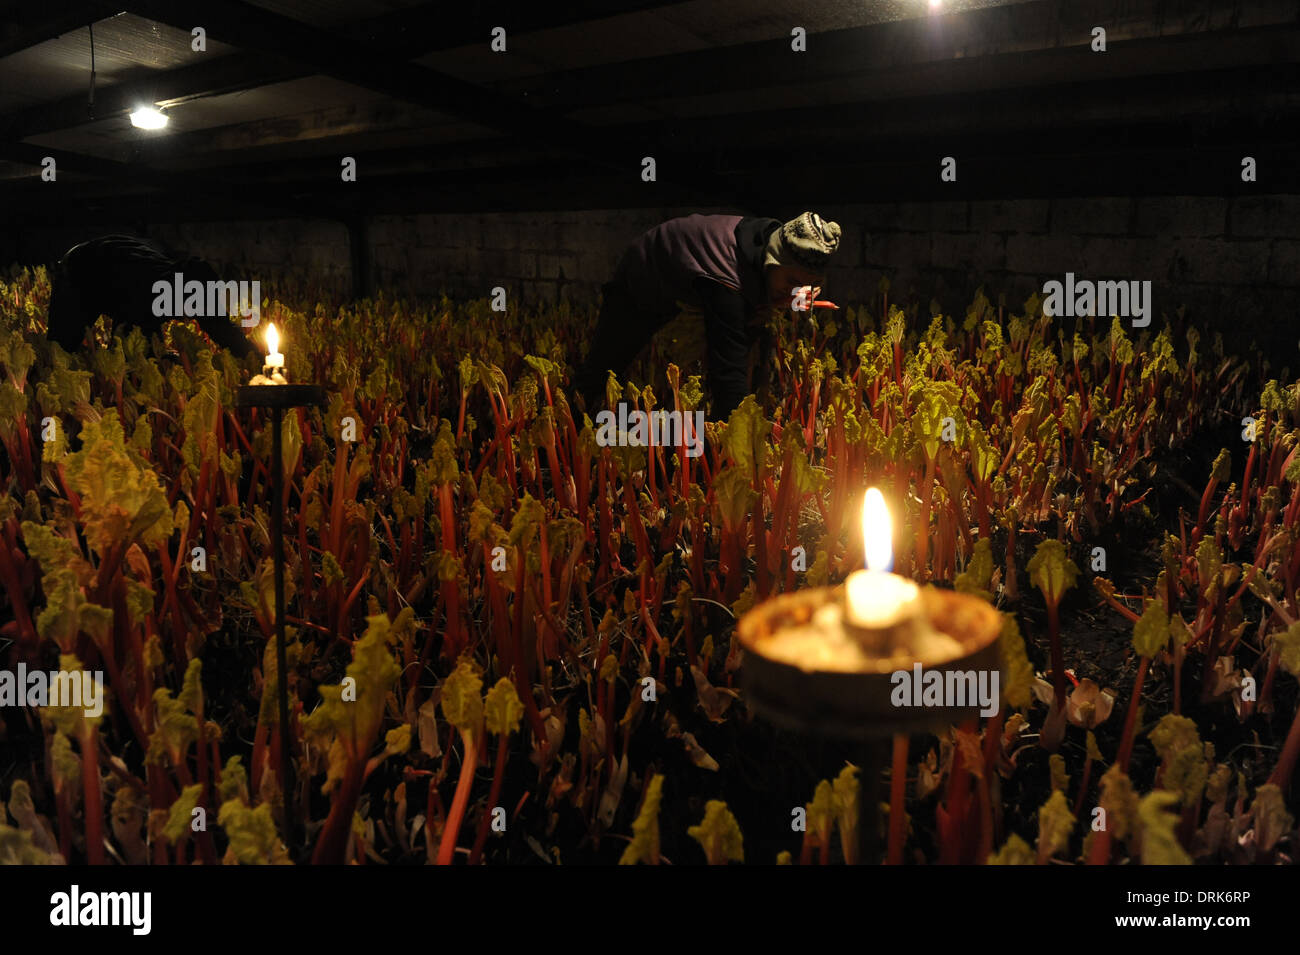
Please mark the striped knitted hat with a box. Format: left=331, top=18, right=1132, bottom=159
left=765, top=212, right=841, bottom=271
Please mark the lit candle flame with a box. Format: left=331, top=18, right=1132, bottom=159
left=862, top=488, right=892, bottom=573
left=265, top=322, right=280, bottom=356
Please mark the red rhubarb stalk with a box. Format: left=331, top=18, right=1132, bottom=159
left=437, top=730, right=480, bottom=865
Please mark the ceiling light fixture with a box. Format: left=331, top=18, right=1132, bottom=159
left=129, top=106, right=168, bottom=130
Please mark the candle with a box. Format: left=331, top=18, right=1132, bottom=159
left=264, top=322, right=285, bottom=370
left=744, top=488, right=966, bottom=672
left=844, top=488, right=923, bottom=631
left=257, top=322, right=287, bottom=385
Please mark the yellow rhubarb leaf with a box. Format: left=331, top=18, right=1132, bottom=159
left=162, top=784, right=203, bottom=843
left=1148, top=714, right=1205, bottom=805
left=63, top=415, right=173, bottom=557
left=1274, top=621, right=1300, bottom=678
left=383, top=724, right=412, bottom=756
left=217, top=801, right=292, bottom=865
left=721, top=395, right=771, bottom=479
left=302, top=612, right=400, bottom=752
left=998, top=614, right=1033, bottom=710
left=219, top=756, right=249, bottom=805
left=688, top=799, right=744, bottom=865
left=1098, top=766, right=1138, bottom=843
left=989, top=833, right=1033, bottom=865
left=832, top=765, right=860, bottom=859
left=1251, top=784, right=1294, bottom=852
left=0, top=825, right=61, bottom=865
left=955, top=538, right=994, bottom=600
left=1036, top=789, right=1074, bottom=862
left=619, top=774, right=665, bottom=865
left=484, top=677, right=524, bottom=737
left=1049, top=754, right=1069, bottom=794
left=1137, top=791, right=1192, bottom=864
left=1086, top=731, right=1103, bottom=763
left=429, top=418, right=458, bottom=486
left=1026, top=539, right=1079, bottom=605
left=440, top=657, right=484, bottom=739
left=807, top=779, right=834, bottom=846
left=1132, top=598, right=1170, bottom=659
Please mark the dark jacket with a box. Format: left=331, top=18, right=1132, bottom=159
left=47, top=235, right=254, bottom=357
left=696, top=216, right=781, bottom=417
left=581, top=214, right=780, bottom=419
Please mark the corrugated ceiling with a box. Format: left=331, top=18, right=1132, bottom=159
left=24, top=77, right=462, bottom=163
left=0, top=13, right=238, bottom=113
left=0, top=0, right=1278, bottom=197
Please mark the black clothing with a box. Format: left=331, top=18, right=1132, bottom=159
left=47, top=235, right=255, bottom=357
left=574, top=216, right=781, bottom=420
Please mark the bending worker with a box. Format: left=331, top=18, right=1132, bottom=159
left=573, top=211, right=841, bottom=420
left=46, top=234, right=255, bottom=358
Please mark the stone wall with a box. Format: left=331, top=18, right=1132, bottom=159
left=12, top=195, right=1298, bottom=357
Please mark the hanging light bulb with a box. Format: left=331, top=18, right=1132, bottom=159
left=129, top=106, right=168, bottom=130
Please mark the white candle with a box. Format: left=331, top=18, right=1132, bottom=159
left=844, top=488, right=922, bottom=629
left=845, top=569, right=921, bottom=628
left=264, top=322, right=285, bottom=370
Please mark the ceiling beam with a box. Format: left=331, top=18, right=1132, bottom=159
left=141, top=134, right=522, bottom=180
left=111, top=0, right=582, bottom=141
left=616, top=64, right=1300, bottom=153
left=2, top=0, right=737, bottom=220
left=0, top=0, right=696, bottom=143
left=0, top=51, right=305, bottom=142
left=125, top=96, right=483, bottom=168
left=349, top=0, right=696, bottom=57
left=12, top=112, right=1295, bottom=220
left=112, top=0, right=736, bottom=198
left=11, top=0, right=1289, bottom=188
left=94, top=62, right=1300, bottom=181
left=494, top=17, right=1300, bottom=116
left=9, top=0, right=1288, bottom=218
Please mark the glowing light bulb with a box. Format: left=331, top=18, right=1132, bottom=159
left=129, top=107, right=168, bottom=130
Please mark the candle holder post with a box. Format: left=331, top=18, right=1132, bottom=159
left=237, top=383, right=325, bottom=859
left=858, top=737, right=885, bottom=865
left=737, top=585, right=1003, bottom=865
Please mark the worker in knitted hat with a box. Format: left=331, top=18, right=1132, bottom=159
left=573, top=211, right=841, bottom=420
